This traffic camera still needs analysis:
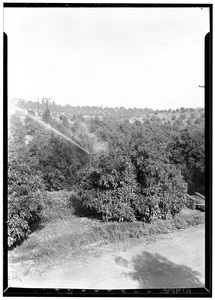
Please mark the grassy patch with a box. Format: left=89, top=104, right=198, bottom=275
left=9, top=215, right=103, bottom=263
left=40, top=190, right=94, bottom=221
left=173, top=208, right=205, bottom=229
left=40, top=190, right=75, bottom=221
left=9, top=207, right=205, bottom=266
left=9, top=187, right=205, bottom=265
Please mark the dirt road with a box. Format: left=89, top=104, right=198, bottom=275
left=9, top=224, right=205, bottom=289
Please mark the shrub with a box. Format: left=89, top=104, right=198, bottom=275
left=132, top=158, right=188, bottom=222
left=173, top=210, right=205, bottom=228
left=79, top=146, right=188, bottom=223
left=8, top=154, right=46, bottom=248
left=69, top=192, right=94, bottom=217
left=79, top=151, right=139, bottom=222
left=40, top=190, right=74, bottom=221
left=172, top=214, right=187, bottom=229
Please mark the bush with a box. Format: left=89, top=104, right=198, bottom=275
left=40, top=190, right=74, bottom=221
left=69, top=192, right=94, bottom=217
left=79, top=151, right=139, bottom=222
left=8, top=154, right=46, bottom=248
left=132, top=157, right=188, bottom=222
left=79, top=147, right=187, bottom=223
left=40, top=190, right=94, bottom=220
left=173, top=209, right=205, bottom=228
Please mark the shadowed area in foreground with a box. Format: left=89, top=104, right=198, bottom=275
left=115, top=251, right=203, bottom=289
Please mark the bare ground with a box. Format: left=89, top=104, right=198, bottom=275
left=8, top=224, right=205, bottom=289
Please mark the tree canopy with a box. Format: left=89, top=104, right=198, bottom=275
left=8, top=99, right=205, bottom=245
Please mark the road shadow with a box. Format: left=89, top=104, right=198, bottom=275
left=115, top=251, right=203, bottom=289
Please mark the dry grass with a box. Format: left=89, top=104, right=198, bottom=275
left=9, top=206, right=205, bottom=267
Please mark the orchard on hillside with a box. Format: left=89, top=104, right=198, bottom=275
left=8, top=100, right=205, bottom=246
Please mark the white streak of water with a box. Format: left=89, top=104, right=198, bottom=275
left=9, top=103, right=90, bottom=154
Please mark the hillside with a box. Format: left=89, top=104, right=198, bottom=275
left=8, top=98, right=205, bottom=249
left=15, top=98, right=204, bottom=127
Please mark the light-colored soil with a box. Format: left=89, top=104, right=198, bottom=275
left=9, top=224, right=205, bottom=289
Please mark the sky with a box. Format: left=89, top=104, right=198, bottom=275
left=4, top=7, right=209, bottom=109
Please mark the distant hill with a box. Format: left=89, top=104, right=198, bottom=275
left=14, top=98, right=204, bottom=128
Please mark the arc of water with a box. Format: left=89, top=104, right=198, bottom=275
left=9, top=103, right=91, bottom=155
left=60, top=125, right=86, bottom=150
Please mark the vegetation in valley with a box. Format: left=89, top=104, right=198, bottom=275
left=8, top=99, right=205, bottom=249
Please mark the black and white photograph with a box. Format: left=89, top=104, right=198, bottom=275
left=3, top=3, right=212, bottom=296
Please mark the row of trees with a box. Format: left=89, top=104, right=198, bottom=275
left=8, top=103, right=205, bottom=246
left=78, top=117, right=204, bottom=222
left=16, top=98, right=204, bottom=125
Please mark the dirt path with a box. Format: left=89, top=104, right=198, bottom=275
left=9, top=224, right=205, bottom=289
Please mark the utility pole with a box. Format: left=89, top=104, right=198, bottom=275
left=42, top=98, right=50, bottom=123
left=45, top=98, right=49, bottom=110
left=37, top=98, right=40, bottom=116
left=45, top=98, right=48, bottom=123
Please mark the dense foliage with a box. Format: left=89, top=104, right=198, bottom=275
left=168, top=125, right=205, bottom=194
left=8, top=153, right=46, bottom=248
left=79, top=131, right=188, bottom=222
left=79, top=150, right=139, bottom=221
left=8, top=99, right=205, bottom=246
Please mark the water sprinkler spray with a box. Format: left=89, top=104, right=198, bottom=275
left=9, top=102, right=90, bottom=155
